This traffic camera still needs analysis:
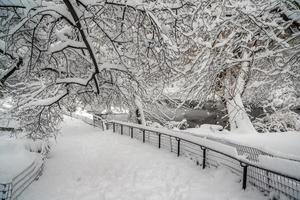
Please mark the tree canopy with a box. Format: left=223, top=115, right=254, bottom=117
left=0, top=0, right=299, bottom=139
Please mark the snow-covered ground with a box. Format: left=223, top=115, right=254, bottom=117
left=20, top=116, right=266, bottom=200
left=0, top=138, right=38, bottom=183
left=186, top=126, right=300, bottom=162
left=0, top=128, right=45, bottom=184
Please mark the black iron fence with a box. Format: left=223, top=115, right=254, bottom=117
left=92, top=115, right=300, bottom=200
left=0, top=183, right=11, bottom=200
left=0, top=157, right=44, bottom=200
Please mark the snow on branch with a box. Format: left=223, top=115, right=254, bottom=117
left=0, top=66, right=17, bottom=82
left=8, top=3, right=75, bottom=36
left=101, top=62, right=127, bottom=71
left=0, top=39, right=5, bottom=52
left=25, top=90, right=68, bottom=107
left=56, top=73, right=94, bottom=86
left=48, top=40, right=87, bottom=54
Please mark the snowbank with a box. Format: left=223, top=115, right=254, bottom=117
left=110, top=120, right=240, bottom=160
left=0, top=137, right=41, bottom=183
left=104, top=120, right=300, bottom=182
left=186, top=127, right=300, bottom=162
left=20, top=116, right=266, bottom=200
left=74, top=108, right=93, bottom=119
left=258, top=155, right=300, bottom=179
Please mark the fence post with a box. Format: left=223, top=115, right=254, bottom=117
left=1, top=183, right=6, bottom=200
left=1, top=183, right=11, bottom=200
left=241, top=163, right=248, bottom=190
left=143, top=130, right=145, bottom=143
left=170, top=136, right=173, bottom=152
left=158, top=133, right=161, bottom=148
left=176, top=138, right=180, bottom=157
left=101, top=120, right=104, bottom=131
left=201, top=147, right=206, bottom=169
left=131, top=127, right=133, bottom=138
left=121, top=124, right=123, bottom=135
left=266, top=171, right=271, bottom=190
left=113, top=123, right=115, bottom=132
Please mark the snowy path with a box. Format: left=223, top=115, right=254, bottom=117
left=20, top=116, right=266, bottom=200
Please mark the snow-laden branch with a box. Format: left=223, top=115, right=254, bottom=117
left=0, top=47, right=23, bottom=84
left=101, top=63, right=127, bottom=71
left=25, top=90, right=68, bottom=107
left=56, top=73, right=94, bottom=86
left=48, top=40, right=87, bottom=54
left=0, top=39, right=5, bottom=53
left=8, top=3, right=75, bottom=36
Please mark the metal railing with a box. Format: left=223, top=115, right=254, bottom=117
left=92, top=115, right=300, bottom=200
left=0, top=157, right=44, bottom=200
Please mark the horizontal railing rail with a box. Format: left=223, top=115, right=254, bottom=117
left=0, top=183, right=11, bottom=200
left=0, top=156, right=44, bottom=200
left=11, top=158, right=44, bottom=200
left=91, top=115, right=300, bottom=200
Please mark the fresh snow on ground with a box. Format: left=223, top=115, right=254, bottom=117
left=186, top=126, right=300, bottom=162
left=20, top=116, right=266, bottom=200
left=74, top=108, right=93, bottom=119
left=0, top=138, right=38, bottom=183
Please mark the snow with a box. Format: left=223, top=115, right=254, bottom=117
left=0, top=138, right=38, bottom=183
left=0, top=39, right=5, bottom=52
left=48, top=40, right=86, bottom=54
left=25, top=90, right=67, bottom=107
left=55, top=26, right=72, bottom=41
left=8, top=17, right=29, bottom=35
left=8, top=2, right=75, bottom=36
left=186, top=127, right=300, bottom=162
left=258, top=155, right=300, bottom=179
left=0, top=117, right=19, bottom=129
left=116, top=120, right=300, bottom=176
left=110, top=120, right=240, bottom=160
left=285, top=10, right=300, bottom=24
left=56, top=74, right=93, bottom=86
left=101, top=62, right=127, bottom=71
left=20, top=116, right=266, bottom=200
left=74, top=108, right=93, bottom=119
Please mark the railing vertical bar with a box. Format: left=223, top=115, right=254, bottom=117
left=158, top=133, right=161, bottom=149
left=242, top=164, right=248, bottom=190
left=176, top=138, right=180, bottom=157
left=201, top=147, right=206, bottom=169
left=92, top=118, right=300, bottom=200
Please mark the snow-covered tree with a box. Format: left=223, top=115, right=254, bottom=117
left=1, top=0, right=299, bottom=137
left=1, top=0, right=191, bottom=138
left=173, top=0, right=300, bottom=133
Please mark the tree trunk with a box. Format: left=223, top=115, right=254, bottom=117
left=106, top=102, right=112, bottom=114
left=63, top=0, right=100, bottom=94
left=134, top=96, right=146, bottom=125
left=224, top=52, right=256, bottom=134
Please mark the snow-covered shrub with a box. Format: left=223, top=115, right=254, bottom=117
left=146, top=121, right=163, bottom=128
left=164, top=119, right=189, bottom=130
left=200, top=124, right=223, bottom=132
left=254, top=109, right=300, bottom=132
left=24, top=139, right=51, bottom=155
left=252, top=89, right=300, bottom=132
